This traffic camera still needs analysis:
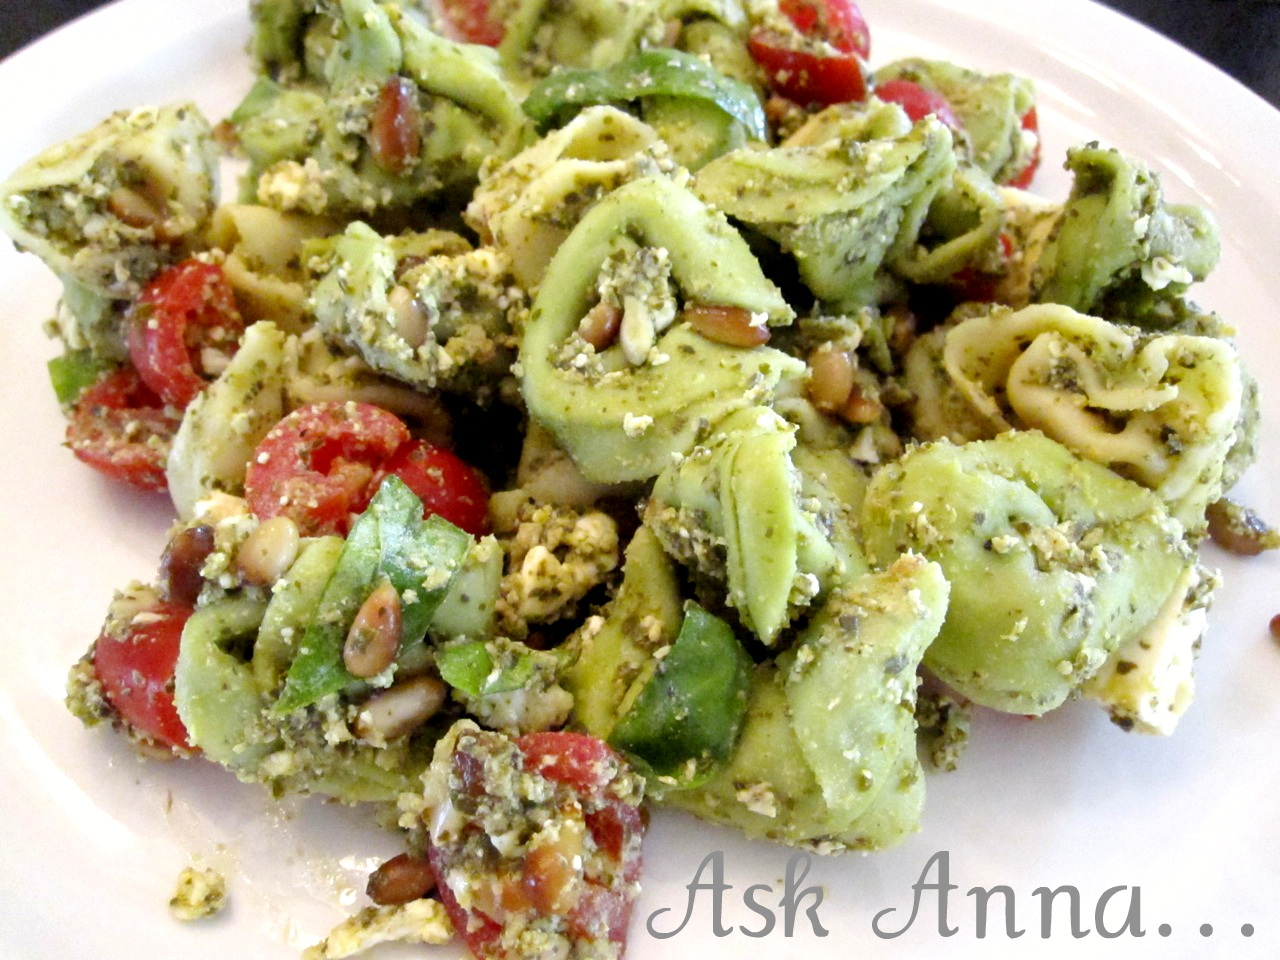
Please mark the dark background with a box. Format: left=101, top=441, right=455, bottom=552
left=2, top=0, right=1278, bottom=108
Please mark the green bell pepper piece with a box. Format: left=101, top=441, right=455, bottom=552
left=47, top=350, right=113, bottom=407
left=607, top=602, right=752, bottom=789
left=522, top=49, right=767, bottom=141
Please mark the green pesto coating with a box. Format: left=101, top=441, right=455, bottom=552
left=644, top=406, right=837, bottom=644
left=235, top=0, right=524, bottom=217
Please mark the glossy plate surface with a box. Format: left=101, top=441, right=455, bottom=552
left=1, top=1, right=1277, bottom=958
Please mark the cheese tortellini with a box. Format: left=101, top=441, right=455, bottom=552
left=909, top=302, right=1243, bottom=529
left=860, top=431, right=1194, bottom=715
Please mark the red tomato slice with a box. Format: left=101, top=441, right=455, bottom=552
left=244, top=401, right=411, bottom=537
left=379, top=439, right=490, bottom=537
left=126, top=259, right=244, bottom=409
left=66, top=366, right=182, bottom=492
left=428, top=730, right=646, bottom=960
left=92, top=599, right=194, bottom=751
left=874, top=78, right=962, bottom=131
left=438, top=0, right=504, bottom=45
left=1004, top=107, right=1041, bottom=188
left=748, top=0, right=871, bottom=105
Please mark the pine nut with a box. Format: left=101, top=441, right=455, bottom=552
left=367, top=852, right=436, bottom=905
left=237, top=516, right=301, bottom=587
left=369, top=76, right=422, bottom=175
left=108, top=185, right=164, bottom=229
left=841, top=380, right=883, bottom=424
left=578, top=301, right=621, bottom=351
left=161, top=523, right=215, bottom=605
left=683, top=304, right=770, bottom=348
left=354, top=676, right=447, bottom=742
left=806, top=344, right=855, bottom=411
left=389, top=284, right=430, bottom=349
left=522, top=817, right=586, bottom=914
left=344, top=581, right=403, bottom=678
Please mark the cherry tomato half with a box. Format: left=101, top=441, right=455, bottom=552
left=92, top=598, right=194, bottom=751
left=874, top=77, right=962, bottom=131
left=245, top=401, right=411, bottom=537
left=438, top=0, right=504, bottom=45
left=380, top=439, right=490, bottom=537
left=1004, top=107, right=1041, bottom=189
left=428, top=730, right=646, bottom=960
left=748, top=0, right=871, bottom=105
left=126, top=259, right=244, bottom=409
left=245, top=402, right=492, bottom=537
left=66, top=366, right=182, bottom=492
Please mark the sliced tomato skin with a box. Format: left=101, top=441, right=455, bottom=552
left=126, top=259, right=243, bottom=409
left=380, top=439, right=491, bottom=537
left=244, top=401, right=411, bottom=537
left=748, top=0, right=871, bottom=105
left=1004, top=107, right=1041, bottom=188
left=66, top=366, right=180, bottom=492
left=92, top=599, right=194, bottom=751
left=438, top=0, right=504, bottom=45
left=874, top=78, right=962, bottom=131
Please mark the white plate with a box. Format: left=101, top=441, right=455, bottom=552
left=2, top=2, right=1278, bottom=958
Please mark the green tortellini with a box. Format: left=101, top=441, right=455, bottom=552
left=643, top=406, right=839, bottom=644
left=874, top=58, right=1038, bottom=185
left=0, top=102, right=217, bottom=301
left=174, top=592, right=432, bottom=802
left=693, top=101, right=956, bottom=308
left=465, top=106, right=675, bottom=289
left=166, top=320, right=289, bottom=519
left=518, top=175, right=804, bottom=483
left=667, top=555, right=948, bottom=851
left=860, top=431, right=1196, bottom=715
left=235, top=0, right=525, bottom=217
left=308, top=222, right=523, bottom=396
left=928, top=302, right=1244, bottom=529
left=1032, top=143, right=1220, bottom=317
left=498, top=0, right=747, bottom=84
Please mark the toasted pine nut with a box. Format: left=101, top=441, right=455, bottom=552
left=841, top=381, right=883, bottom=425
left=1205, top=498, right=1280, bottom=556
left=344, top=581, right=403, bottom=678
left=806, top=344, right=855, bottom=411
left=108, top=185, right=164, bottom=229
left=578, top=301, right=621, bottom=351
left=389, top=284, right=430, bottom=349
left=237, top=516, right=301, bottom=587
left=162, top=523, right=215, bottom=605
left=367, top=852, right=436, bottom=905
left=354, top=676, right=447, bottom=741
left=887, top=303, right=917, bottom=357
left=522, top=816, right=586, bottom=914
left=683, top=304, right=770, bottom=348
left=370, top=76, right=422, bottom=175
left=1271, top=613, right=1280, bottom=642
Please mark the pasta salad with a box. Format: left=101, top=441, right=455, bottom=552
left=1, top=0, right=1273, bottom=958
